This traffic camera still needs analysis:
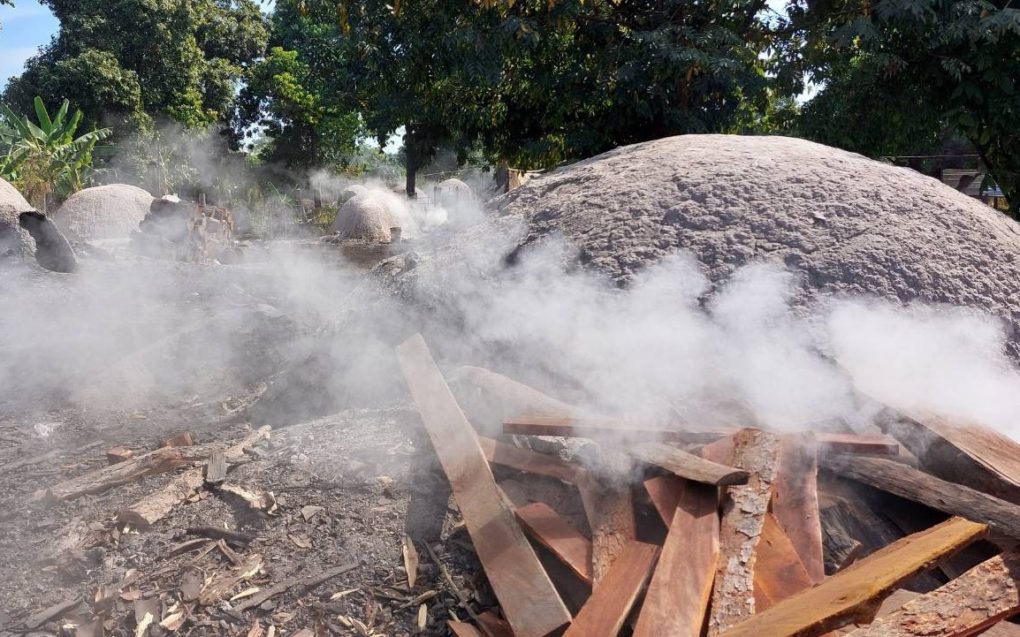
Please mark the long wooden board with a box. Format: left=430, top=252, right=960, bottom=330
left=516, top=501, right=594, bottom=584
left=633, top=480, right=719, bottom=637
left=823, top=454, right=1020, bottom=539
left=772, top=434, right=825, bottom=584
left=754, top=513, right=814, bottom=611
left=630, top=443, right=749, bottom=486
left=563, top=541, right=660, bottom=637
left=396, top=334, right=571, bottom=637
left=843, top=550, right=1020, bottom=637
left=717, top=517, right=988, bottom=637
left=504, top=415, right=733, bottom=444
left=479, top=436, right=582, bottom=484
left=709, top=429, right=781, bottom=635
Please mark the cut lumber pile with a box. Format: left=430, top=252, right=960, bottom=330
left=392, top=340, right=1020, bottom=637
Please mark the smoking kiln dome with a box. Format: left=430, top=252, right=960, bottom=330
left=447, top=134, right=1020, bottom=354
left=0, top=177, right=35, bottom=259
left=331, top=194, right=397, bottom=242
left=52, top=184, right=154, bottom=242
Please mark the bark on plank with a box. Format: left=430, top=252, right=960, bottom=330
left=396, top=334, right=571, bottom=637
left=578, top=466, right=637, bottom=586
left=563, top=541, right=660, bottom=637
left=644, top=474, right=683, bottom=525
left=716, top=517, right=988, bottom=637
left=633, top=480, right=719, bottom=637
left=754, top=513, right=814, bottom=611
left=823, top=454, right=1020, bottom=540
left=843, top=550, right=1020, bottom=637
left=515, top=501, right=593, bottom=585
left=117, top=467, right=204, bottom=529
left=773, top=434, right=825, bottom=584
left=629, top=442, right=749, bottom=486
left=479, top=436, right=581, bottom=484
left=503, top=415, right=732, bottom=444
left=709, top=429, right=781, bottom=636
left=887, top=414, right=1020, bottom=505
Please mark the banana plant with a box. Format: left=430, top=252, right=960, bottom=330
left=0, top=96, right=112, bottom=210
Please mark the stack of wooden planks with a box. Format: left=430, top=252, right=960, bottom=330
left=396, top=334, right=1020, bottom=637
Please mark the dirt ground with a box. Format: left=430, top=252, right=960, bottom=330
left=0, top=250, right=524, bottom=637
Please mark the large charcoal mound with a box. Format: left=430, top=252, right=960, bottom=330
left=53, top=183, right=153, bottom=242
left=0, top=177, right=34, bottom=259
left=495, top=134, right=1020, bottom=340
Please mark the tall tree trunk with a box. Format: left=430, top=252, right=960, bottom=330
left=405, top=147, right=418, bottom=199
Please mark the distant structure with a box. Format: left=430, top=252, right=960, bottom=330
left=942, top=169, right=1007, bottom=209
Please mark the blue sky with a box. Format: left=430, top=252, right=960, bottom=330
left=0, top=0, right=58, bottom=92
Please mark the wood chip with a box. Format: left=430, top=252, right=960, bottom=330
left=300, top=505, right=323, bottom=521
left=164, top=432, right=194, bottom=448
left=22, top=596, right=82, bottom=629
left=233, top=562, right=359, bottom=612
left=402, top=535, right=419, bottom=589
left=417, top=604, right=428, bottom=631
left=106, top=447, right=134, bottom=465
left=717, top=517, right=989, bottom=637
left=289, top=533, right=312, bottom=549
left=205, top=451, right=227, bottom=485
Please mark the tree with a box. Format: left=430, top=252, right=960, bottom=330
left=4, top=0, right=269, bottom=133
left=291, top=0, right=796, bottom=193
left=788, top=0, right=1020, bottom=216
left=0, top=96, right=112, bottom=210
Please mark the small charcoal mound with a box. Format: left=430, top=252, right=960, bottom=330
left=53, top=183, right=153, bottom=242
left=18, top=211, right=77, bottom=273
left=331, top=195, right=397, bottom=242
left=434, top=177, right=473, bottom=207
left=492, top=134, right=1020, bottom=350
left=0, top=177, right=34, bottom=259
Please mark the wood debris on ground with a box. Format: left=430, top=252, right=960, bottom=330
left=10, top=331, right=1020, bottom=637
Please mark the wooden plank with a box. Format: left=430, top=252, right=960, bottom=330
left=709, top=429, right=781, bottom=635
left=754, top=513, right=814, bottom=611
left=843, top=550, right=1020, bottom=637
left=629, top=442, right=749, bottom=486
left=34, top=427, right=269, bottom=502
left=117, top=467, right=204, bottom=529
left=479, top=436, right=581, bottom=484
left=644, top=474, right=683, bottom=525
left=888, top=414, right=1020, bottom=505
left=633, top=481, right=719, bottom=637
left=815, top=433, right=900, bottom=457
left=578, top=468, right=636, bottom=586
left=504, top=415, right=733, bottom=444
left=34, top=447, right=188, bottom=502
left=716, top=517, right=988, bottom=637
left=515, top=501, right=593, bottom=585
left=773, top=434, right=825, bottom=584
left=823, top=454, right=1020, bottom=540
left=563, top=541, right=660, bottom=637
left=396, top=334, right=571, bottom=637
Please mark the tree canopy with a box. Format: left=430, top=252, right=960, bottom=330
left=4, top=0, right=269, bottom=133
